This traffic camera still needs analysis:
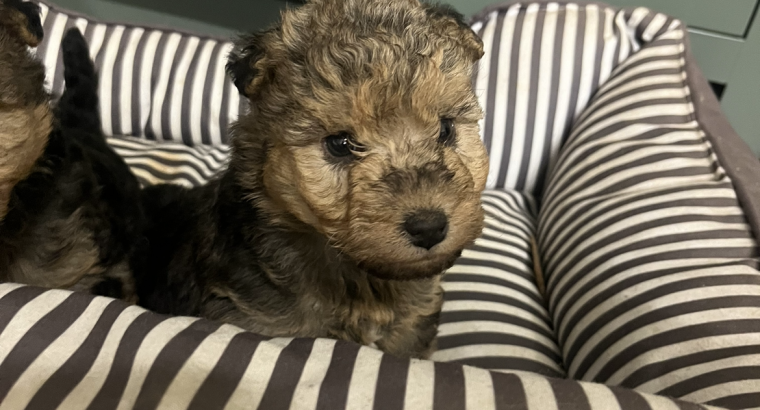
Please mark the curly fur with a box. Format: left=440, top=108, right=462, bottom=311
left=0, top=0, right=488, bottom=359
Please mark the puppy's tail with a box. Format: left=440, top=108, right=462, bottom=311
left=57, top=28, right=101, bottom=135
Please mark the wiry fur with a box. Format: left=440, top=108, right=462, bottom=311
left=0, top=0, right=488, bottom=358
left=0, top=21, right=144, bottom=302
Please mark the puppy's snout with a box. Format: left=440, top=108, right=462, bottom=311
left=403, top=210, right=448, bottom=250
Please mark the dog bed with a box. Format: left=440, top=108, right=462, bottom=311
left=1, top=0, right=759, bottom=409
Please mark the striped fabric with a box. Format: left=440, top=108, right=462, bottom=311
left=0, top=283, right=722, bottom=410
left=537, top=14, right=760, bottom=410
left=432, top=190, right=564, bottom=378
left=108, top=137, right=229, bottom=187
left=471, top=2, right=676, bottom=194
left=107, top=135, right=564, bottom=378
left=33, top=1, right=243, bottom=146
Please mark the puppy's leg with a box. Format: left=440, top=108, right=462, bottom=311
left=0, top=0, right=51, bottom=221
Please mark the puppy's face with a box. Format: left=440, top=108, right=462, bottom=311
left=229, top=0, right=488, bottom=280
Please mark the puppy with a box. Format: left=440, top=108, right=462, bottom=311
left=1, top=0, right=488, bottom=359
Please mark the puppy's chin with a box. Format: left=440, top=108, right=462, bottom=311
left=359, top=250, right=462, bottom=281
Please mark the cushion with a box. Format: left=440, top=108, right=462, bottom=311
left=34, top=1, right=242, bottom=146
left=537, top=6, right=760, bottom=409
left=0, top=284, right=719, bottom=410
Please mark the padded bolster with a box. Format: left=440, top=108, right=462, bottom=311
left=537, top=14, right=760, bottom=409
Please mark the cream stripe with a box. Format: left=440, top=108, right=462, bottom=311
left=475, top=11, right=498, bottom=150
left=437, top=321, right=558, bottom=353
left=138, top=31, right=162, bottom=135
left=116, top=317, right=200, bottom=410
left=208, top=43, right=234, bottom=146
left=463, top=366, right=496, bottom=410
left=582, top=382, right=622, bottom=410
left=580, top=306, right=760, bottom=379
left=345, top=347, right=384, bottom=410
left=403, top=360, right=435, bottom=410
left=442, top=282, right=549, bottom=316
left=189, top=40, right=217, bottom=145
left=562, top=262, right=758, bottom=345
left=0, top=297, right=113, bottom=410
left=289, top=339, right=337, bottom=410
left=440, top=300, right=553, bottom=333
left=99, top=25, right=125, bottom=137
left=547, top=3, right=579, bottom=171
left=157, top=324, right=245, bottom=409
left=42, top=13, right=67, bottom=92
left=684, top=380, right=760, bottom=404
left=554, top=230, right=753, bottom=315
left=169, top=36, right=200, bottom=141
left=522, top=374, right=559, bottom=410
left=0, top=290, right=70, bottom=364
left=524, top=3, right=558, bottom=192
left=433, top=345, right=561, bottom=370
left=225, top=338, right=293, bottom=410
left=149, top=32, right=182, bottom=140
left=597, top=8, right=618, bottom=87
left=58, top=305, right=146, bottom=410
left=574, top=4, right=600, bottom=120
left=632, top=346, right=760, bottom=392
left=118, top=28, right=145, bottom=136
left=504, top=3, right=538, bottom=189
left=485, top=5, right=519, bottom=188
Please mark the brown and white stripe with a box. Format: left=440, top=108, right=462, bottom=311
left=0, top=284, right=724, bottom=410
left=537, top=14, right=760, bottom=410
left=33, top=1, right=241, bottom=146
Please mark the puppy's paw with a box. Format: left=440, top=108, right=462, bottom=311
left=0, top=0, right=43, bottom=47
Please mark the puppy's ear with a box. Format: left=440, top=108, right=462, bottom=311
left=422, top=2, right=484, bottom=62
left=227, top=33, right=271, bottom=98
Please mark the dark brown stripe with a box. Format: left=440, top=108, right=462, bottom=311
left=548, top=377, right=591, bottom=410
left=454, top=356, right=563, bottom=378
left=0, top=286, right=48, bottom=335
left=482, top=10, right=506, bottom=160
left=26, top=300, right=128, bottom=410
left=560, top=261, right=754, bottom=345
left=161, top=36, right=190, bottom=142
left=491, top=372, right=527, bottom=410
left=180, top=39, right=206, bottom=146
left=200, top=41, right=224, bottom=145
left=443, top=291, right=551, bottom=327
left=622, top=344, right=760, bottom=388
left=707, top=392, right=760, bottom=410
left=439, top=309, right=553, bottom=338
left=433, top=362, right=466, bottom=410
left=144, top=31, right=170, bottom=140
left=0, top=291, right=93, bottom=402
left=563, top=5, right=586, bottom=136
left=109, top=26, right=132, bottom=136
left=130, top=28, right=152, bottom=138
left=514, top=7, right=546, bottom=192
left=85, top=311, right=168, bottom=410
left=132, top=319, right=224, bottom=410
left=495, top=7, right=525, bottom=188
left=586, top=319, right=760, bottom=382
left=534, top=5, right=566, bottom=197
left=186, top=332, right=268, bottom=410
left=315, top=341, right=361, bottom=410
left=660, top=366, right=760, bottom=399
left=611, top=386, right=652, bottom=410
left=257, top=338, right=315, bottom=410
left=372, top=354, right=409, bottom=410
left=437, top=333, right=561, bottom=364
left=590, top=5, right=607, bottom=91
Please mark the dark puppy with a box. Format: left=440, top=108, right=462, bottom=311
left=0, top=11, right=144, bottom=299
left=1, top=0, right=487, bottom=359
left=137, top=0, right=488, bottom=358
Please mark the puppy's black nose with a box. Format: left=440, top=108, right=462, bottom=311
left=404, top=210, right=448, bottom=250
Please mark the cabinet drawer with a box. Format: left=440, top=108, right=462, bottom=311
left=603, top=0, right=758, bottom=37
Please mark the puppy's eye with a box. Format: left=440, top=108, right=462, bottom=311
left=324, top=133, right=361, bottom=159
left=438, top=118, right=455, bottom=146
